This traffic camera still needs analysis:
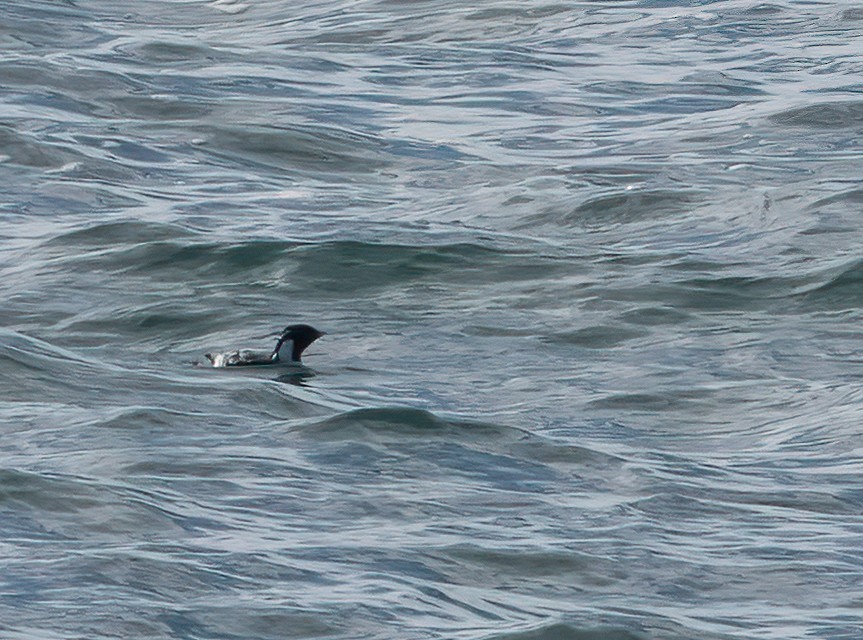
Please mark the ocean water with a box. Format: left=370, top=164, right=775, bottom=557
left=2, top=0, right=863, bottom=638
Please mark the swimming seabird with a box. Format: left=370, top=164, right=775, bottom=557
left=205, top=324, right=325, bottom=367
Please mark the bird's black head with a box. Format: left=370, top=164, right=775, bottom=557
left=274, top=324, right=326, bottom=362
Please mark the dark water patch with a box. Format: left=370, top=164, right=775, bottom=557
left=0, top=59, right=141, bottom=97
left=524, top=190, right=700, bottom=230
left=665, top=272, right=813, bottom=312
left=0, top=329, right=163, bottom=395
left=59, top=303, right=223, bottom=346
left=487, top=622, right=646, bottom=640
left=632, top=482, right=857, bottom=524
left=176, top=375, right=329, bottom=422
left=45, top=220, right=196, bottom=247
left=465, top=5, right=573, bottom=22
left=0, top=468, right=186, bottom=539
left=14, top=88, right=102, bottom=121
left=95, top=406, right=205, bottom=432
left=194, top=606, right=340, bottom=640
left=122, top=39, right=224, bottom=65
left=620, top=306, right=691, bottom=326
left=121, top=457, right=278, bottom=482
left=0, top=468, right=104, bottom=514
left=544, top=325, right=645, bottom=349
left=588, top=392, right=700, bottom=412
left=290, top=241, right=568, bottom=293
left=587, top=74, right=765, bottom=101
left=296, top=406, right=514, bottom=442
left=0, top=550, right=329, bottom=638
left=0, top=329, right=124, bottom=402
left=744, top=3, right=785, bottom=15
left=439, top=543, right=621, bottom=586
left=107, top=94, right=214, bottom=121
left=44, top=238, right=293, bottom=280
left=100, top=138, right=174, bottom=164
left=66, top=549, right=250, bottom=600
left=121, top=307, right=212, bottom=333
left=797, top=257, right=863, bottom=309
left=842, top=7, right=863, bottom=21
left=676, top=274, right=778, bottom=298
left=292, top=407, right=620, bottom=476
left=0, top=125, right=79, bottom=169
left=464, top=324, right=551, bottom=338
left=709, top=3, right=814, bottom=40
left=515, top=439, right=620, bottom=468
left=147, top=240, right=291, bottom=274
left=629, top=491, right=749, bottom=523
left=201, top=124, right=391, bottom=174
left=807, top=186, right=863, bottom=210
left=769, top=101, right=863, bottom=129
left=718, top=487, right=856, bottom=517
left=0, top=2, right=103, bottom=50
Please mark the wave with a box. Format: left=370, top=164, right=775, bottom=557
left=797, top=256, right=863, bottom=308
left=0, top=124, right=81, bottom=170
left=520, top=189, right=702, bottom=230
left=199, top=123, right=393, bottom=174
left=485, top=622, right=646, bottom=640
left=38, top=229, right=565, bottom=290
left=770, top=101, right=863, bottom=129
left=543, top=325, right=646, bottom=349
left=296, top=406, right=514, bottom=439
left=45, top=220, right=197, bottom=247
left=0, top=467, right=187, bottom=539
left=291, top=406, right=620, bottom=468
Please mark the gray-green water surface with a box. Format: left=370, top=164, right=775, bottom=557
left=2, top=1, right=863, bottom=638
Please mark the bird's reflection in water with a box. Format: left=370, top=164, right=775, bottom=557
left=274, top=370, right=316, bottom=387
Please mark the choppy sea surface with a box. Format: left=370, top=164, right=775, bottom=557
left=3, top=1, right=863, bottom=638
